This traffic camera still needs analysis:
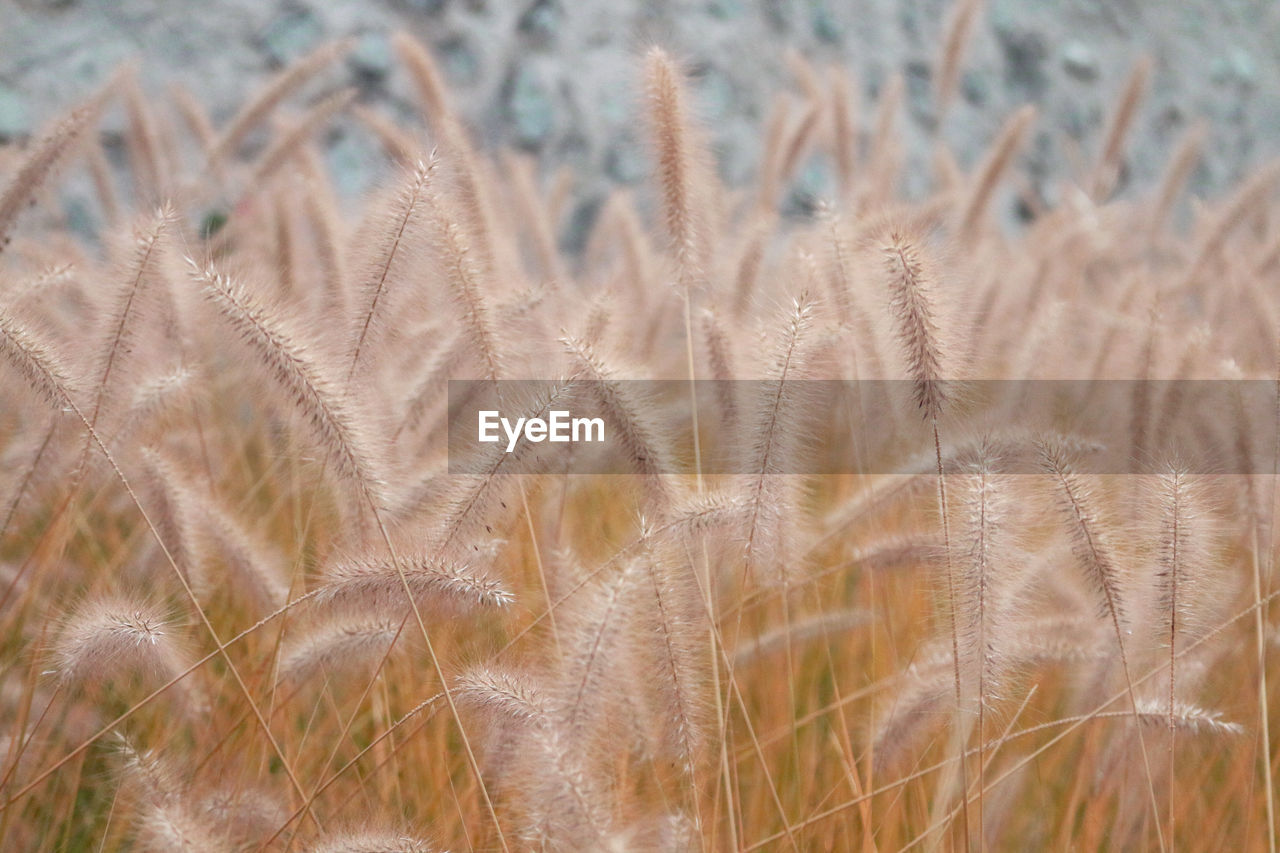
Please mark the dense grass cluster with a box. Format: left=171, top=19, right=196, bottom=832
left=1, top=3, right=1279, bottom=849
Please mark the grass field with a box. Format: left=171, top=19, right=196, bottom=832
left=1, top=4, right=1278, bottom=849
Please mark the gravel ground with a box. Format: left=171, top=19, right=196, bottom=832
left=3, top=0, right=1279, bottom=241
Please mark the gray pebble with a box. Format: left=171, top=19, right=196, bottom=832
left=997, top=27, right=1049, bottom=97
left=1061, top=41, right=1098, bottom=81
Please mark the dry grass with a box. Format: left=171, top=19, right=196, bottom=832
left=0, top=10, right=1278, bottom=852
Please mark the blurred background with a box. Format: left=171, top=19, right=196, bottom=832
left=4, top=0, right=1279, bottom=247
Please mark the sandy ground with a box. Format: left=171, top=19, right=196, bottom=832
left=2, top=0, right=1278, bottom=243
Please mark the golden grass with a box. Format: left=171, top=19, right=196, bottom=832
left=0, top=12, right=1278, bottom=852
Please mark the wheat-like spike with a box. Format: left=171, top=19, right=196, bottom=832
left=875, top=222, right=967, bottom=842
left=396, top=329, right=468, bottom=439
left=278, top=617, right=401, bottom=684
left=85, top=138, right=122, bottom=227
left=504, top=150, right=565, bottom=282
left=0, top=102, right=102, bottom=253
left=957, top=447, right=1010, bottom=703
left=562, top=335, right=672, bottom=506
left=525, top=721, right=614, bottom=847
left=252, top=88, right=357, bottom=186
left=311, top=832, right=439, bottom=853
left=428, top=381, right=574, bottom=554
left=873, top=664, right=952, bottom=773
left=1182, top=159, right=1280, bottom=288
left=188, top=258, right=385, bottom=506
left=1149, top=121, right=1208, bottom=236
left=635, top=543, right=706, bottom=773
left=392, top=32, right=503, bottom=277
left=90, top=206, right=176, bottom=429
left=0, top=262, right=76, bottom=307
left=1036, top=437, right=1128, bottom=627
left=420, top=172, right=504, bottom=383
left=878, top=225, right=949, bottom=420
left=1090, top=56, right=1152, bottom=201
left=121, top=69, right=169, bottom=201
left=733, top=608, right=870, bottom=667
left=955, top=438, right=1010, bottom=838
left=137, top=446, right=201, bottom=575
left=456, top=667, right=609, bottom=847
left=1131, top=699, right=1245, bottom=736
left=958, top=105, right=1036, bottom=238
left=169, top=83, right=217, bottom=157
left=457, top=667, right=550, bottom=725
left=862, top=73, right=904, bottom=208
left=741, top=294, right=816, bottom=583
left=1153, top=463, right=1191, bottom=839
left=644, top=46, right=706, bottom=288
left=316, top=554, right=513, bottom=616
left=354, top=103, right=420, bottom=167
left=109, top=364, right=201, bottom=447
left=558, top=561, right=640, bottom=741
left=935, top=0, right=984, bottom=126
left=699, top=307, right=738, bottom=429
left=0, top=303, right=83, bottom=414
left=392, top=31, right=454, bottom=129
left=115, top=735, right=180, bottom=803
left=291, top=145, right=350, bottom=324
left=777, top=102, right=822, bottom=200
left=134, top=800, right=224, bottom=853
left=1152, top=466, right=1206, bottom=642
left=829, top=67, right=860, bottom=196
left=53, top=596, right=192, bottom=693
left=847, top=537, right=947, bottom=574
left=660, top=490, right=754, bottom=543
left=208, top=39, right=353, bottom=164
left=118, top=738, right=257, bottom=852
left=0, top=415, right=66, bottom=539
left=731, top=213, right=771, bottom=316
left=187, top=484, right=291, bottom=615
left=348, top=155, right=437, bottom=381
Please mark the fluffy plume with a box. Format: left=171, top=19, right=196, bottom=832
left=310, top=832, right=438, bottom=853
left=53, top=597, right=196, bottom=708
left=208, top=39, right=352, bottom=164
left=347, top=155, right=437, bottom=380
left=740, top=294, right=819, bottom=583
left=189, top=258, right=385, bottom=506
left=562, top=335, right=673, bottom=506
left=934, top=0, right=984, bottom=125
left=315, top=554, right=513, bottom=616
left=278, top=616, right=401, bottom=685
left=875, top=224, right=949, bottom=420
left=0, top=101, right=102, bottom=252
left=1036, top=437, right=1129, bottom=629
left=643, top=47, right=708, bottom=288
